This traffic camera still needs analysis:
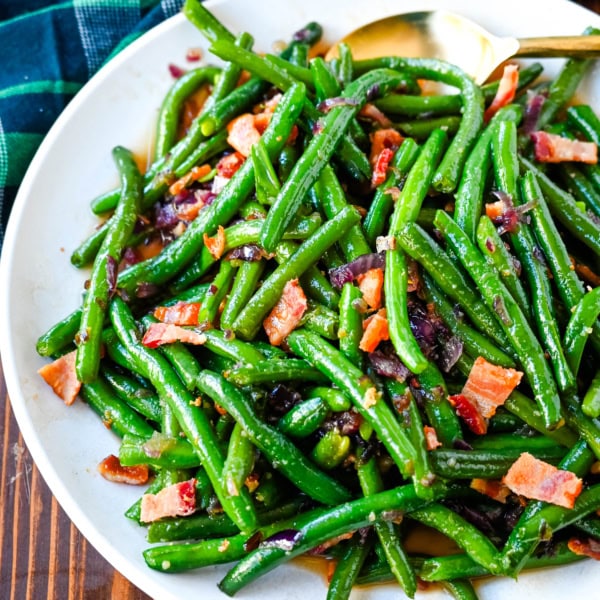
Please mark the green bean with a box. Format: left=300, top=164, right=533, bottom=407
left=434, top=210, right=563, bottom=430
left=223, top=423, right=256, bottom=499
left=395, top=221, right=509, bottom=348
left=423, top=273, right=516, bottom=368
left=326, top=536, right=372, bottom=600
left=307, top=386, right=352, bottom=412
left=109, top=296, right=258, bottom=533
left=201, top=330, right=264, bottom=366
left=119, top=433, right=199, bottom=470
left=226, top=359, right=329, bottom=386
left=80, top=377, right=155, bottom=439
left=220, top=260, right=266, bottom=331
left=197, top=260, right=236, bottom=329
left=252, top=139, right=280, bottom=206
left=454, top=103, right=522, bottom=242
left=154, top=67, right=221, bottom=159
left=357, top=456, right=417, bottom=598
left=430, top=446, right=566, bottom=479
left=396, top=115, right=460, bottom=140
left=582, top=369, right=600, bottom=418
left=312, top=164, right=371, bottom=260
left=147, top=499, right=305, bottom=543
left=363, top=137, right=420, bottom=247
left=300, top=301, right=339, bottom=340
left=492, top=120, right=575, bottom=394
left=353, top=56, right=485, bottom=193
left=476, top=215, right=531, bottom=321
left=289, top=43, right=309, bottom=68
left=561, top=394, right=600, bottom=460
left=558, top=162, right=600, bottom=218
left=563, top=287, right=600, bottom=374
left=218, top=483, right=427, bottom=595
left=386, top=129, right=448, bottom=374
left=196, top=370, right=351, bottom=504
left=278, top=22, right=323, bottom=61
left=440, top=579, right=479, bottom=600
left=76, top=146, right=142, bottom=383
left=101, top=365, right=162, bottom=422
left=338, top=283, right=363, bottom=367
left=259, top=69, right=407, bottom=252
left=519, top=155, right=600, bottom=256
left=70, top=221, right=109, bottom=268
left=232, top=206, right=360, bottom=339
left=410, top=503, right=502, bottom=574
left=264, top=54, right=314, bottom=88
left=311, top=430, right=351, bottom=470
left=277, top=397, right=329, bottom=438
left=287, top=329, right=419, bottom=482
left=182, top=0, right=235, bottom=43
left=375, top=93, right=462, bottom=117
left=420, top=541, right=582, bottom=582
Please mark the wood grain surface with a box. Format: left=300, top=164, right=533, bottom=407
left=1, top=1, right=600, bottom=598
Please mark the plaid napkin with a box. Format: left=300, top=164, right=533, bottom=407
left=0, top=0, right=184, bottom=246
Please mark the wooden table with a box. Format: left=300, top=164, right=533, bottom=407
left=2, top=1, right=600, bottom=597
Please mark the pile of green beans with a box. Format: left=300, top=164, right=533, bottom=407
left=36, top=1, right=600, bottom=599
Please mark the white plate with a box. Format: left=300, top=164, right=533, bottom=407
left=1, top=0, right=600, bottom=598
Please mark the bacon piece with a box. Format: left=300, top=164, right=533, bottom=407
left=153, top=301, right=202, bottom=326
left=359, top=308, right=389, bottom=353
left=168, top=164, right=211, bottom=196
left=424, top=426, right=442, bottom=451
left=357, top=267, right=384, bottom=310
left=470, top=478, right=511, bottom=503
left=531, top=131, right=598, bottom=164
left=484, top=64, right=519, bottom=122
left=371, top=147, right=395, bottom=188
left=369, top=128, right=403, bottom=166
left=448, top=393, right=487, bottom=435
left=38, top=350, right=81, bottom=406
left=216, top=151, right=246, bottom=178
left=142, top=323, right=207, bottom=348
left=140, top=478, right=197, bottom=523
left=226, top=113, right=262, bottom=157
left=503, top=452, right=583, bottom=508
left=461, top=356, right=523, bottom=419
left=203, top=225, right=226, bottom=260
left=97, top=454, right=149, bottom=485
left=568, top=537, right=600, bottom=560
left=263, top=279, right=308, bottom=346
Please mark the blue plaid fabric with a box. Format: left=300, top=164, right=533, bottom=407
left=0, top=0, right=184, bottom=246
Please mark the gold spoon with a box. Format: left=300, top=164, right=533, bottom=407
left=325, top=10, right=600, bottom=84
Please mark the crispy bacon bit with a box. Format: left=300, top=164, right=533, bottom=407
left=448, top=393, right=488, bottom=435
left=186, top=47, right=202, bottom=62
left=567, top=537, right=600, bottom=560
left=168, top=164, right=211, bottom=196
left=363, top=386, right=380, bottom=409
left=142, top=323, right=207, bottom=348
left=371, top=147, right=395, bottom=187
left=226, top=113, right=262, bottom=157
left=263, top=279, right=307, bottom=346
left=203, top=225, right=227, bottom=259
left=531, top=131, right=598, bottom=164
left=503, top=452, right=583, bottom=508
left=461, top=356, right=523, bottom=419
left=140, top=478, right=197, bottom=523
left=216, top=152, right=246, bottom=178
left=359, top=308, right=389, bottom=353
left=97, top=454, right=149, bottom=485
left=153, top=301, right=202, bottom=326
left=424, top=426, right=442, bottom=451
left=470, top=478, right=510, bottom=503
left=357, top=267, right=384, bottom=310
left=484, top=64, right=519, bottom=122
left=369, top=128, right=403, bottom=166
left=360, top=103, right=392, bottom=127
left=485, top=190, right=533, bottom=235
left=38, top=350, right=81, bottom=406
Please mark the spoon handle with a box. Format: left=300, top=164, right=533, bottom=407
left=516, top=35, right=600, bottom=58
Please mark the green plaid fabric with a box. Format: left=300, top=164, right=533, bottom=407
left=0, top=0, right=184, bottom=246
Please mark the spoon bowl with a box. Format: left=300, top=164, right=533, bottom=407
left=325, top=10, right=600, bottom=84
